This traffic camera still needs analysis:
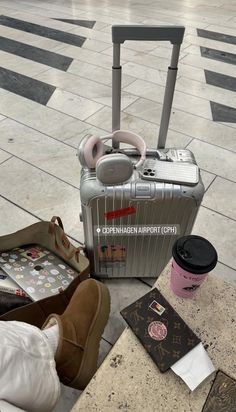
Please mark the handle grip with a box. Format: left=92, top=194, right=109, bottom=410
left=112, top=25, right=185, bottom=45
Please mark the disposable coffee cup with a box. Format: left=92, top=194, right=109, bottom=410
left=171, top=235, right=218, bottom=298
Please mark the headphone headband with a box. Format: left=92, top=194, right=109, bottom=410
left=78, top=130, right=147, bottom=171
left=101, top=130, right=147, bottom=168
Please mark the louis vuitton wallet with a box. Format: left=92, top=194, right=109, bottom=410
left=121, top=288, right=201, bottom=372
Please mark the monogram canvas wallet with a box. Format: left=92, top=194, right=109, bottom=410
left=121, top=288, right=201, bottom=372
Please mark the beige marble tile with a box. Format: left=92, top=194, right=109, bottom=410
left=0, top=148, right=10, bottom=165
left=87, top=106, right=192, bottom=148
left=221, top=3, right=236, bottom=12
left=181, top=53, right=236, bottom=78
left=0, top=1, right=63, bottom=19
left=200, top=169, right=216, bottom=191
left=0, top=7, right=53, bottom=23
left=183, top=45, right=204, bottom=56
left=122, top=62, right=167, bottom=85
left=124, top=79, right=212, bottom=119
left=125, top=98, right=236, bottom=152
left=175, top=77, right=236, bottom=110
left=82, top=38, right=110, bottom=52
left=102, top=46, right=172, bottom=71
left=0, top=5, right=19, bottom=15
left=122, top=60, right=205, bottom=85
left=0, top=25, right=65, bottom=51
left=47, top=89, right=103, bottom=121
left=179, top=11, right=233, bottom=26
left=221, top=122, right=236, bottom=130
left=8, top=9, right=83, bottom=32
left=213, top=261, right=236, bottom=287
left=178, top=62, right=206, bottom=83
left=0, top=196, right=39, bottom=236
left=123, top=40, right=160, bottom=53
left=0, top=88, right=90, bottom=142
left=69, top=25, right=111, bottom=44
left=0, top=50, right=50, bottom=77
left=35, top=69, right=138, bottom=110
left=141, top=15, right=209, bottom=29
left=67, top=59, right=111, bottom=85
left=56, top=45, right=114, bottom=70
left=11, top=0, right=87, bottom=20
left=67, top=58, right=136, bottom=88
left=187, top=139, right=236, bottom=182
left=193, top=206, right=236, bottom=270
left=65, top=125, right=109, bottom=147
left=77, top=5, right=144, bottom=23
left=0, top=157, right=84, bottom=242
left=0, top=118, right=80, bottom=187
left=206, top=25, right=236, bottom=37
left=165, top=129, right=193, bottom=148
left=184, top=34, right=236, bottom=54
left=149, top=44, right=188, bottom=60
left=195, top=4, right=233, bottom=18
left=130, top=5, right=182, bottom=19
left=203, top=177, right=236, bottom=220
left=80, top=10, right=143, bottom=25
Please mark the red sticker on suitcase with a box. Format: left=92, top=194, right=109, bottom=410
left=104, top=206, right=136, bottom=220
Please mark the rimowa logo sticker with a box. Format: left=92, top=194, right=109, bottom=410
left=104, top=206, right=136, bottom=220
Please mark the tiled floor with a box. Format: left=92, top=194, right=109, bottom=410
left=0, top=0, right=235, bottom=410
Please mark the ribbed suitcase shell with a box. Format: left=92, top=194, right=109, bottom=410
left=80, top=149, right=204, bottom=278
left=79, top=25, right=204, bottom=278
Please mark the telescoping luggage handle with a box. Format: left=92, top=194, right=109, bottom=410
left=112, top=25, right=185, bottom=149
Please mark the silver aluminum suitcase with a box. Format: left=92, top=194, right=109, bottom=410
left=79, top=25, right=204, bottom=278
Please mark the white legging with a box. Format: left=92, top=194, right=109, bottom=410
left=0, top=321, right=60, bottom=412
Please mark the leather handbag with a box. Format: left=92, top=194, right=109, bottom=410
left=0, top=216, right=90, bottom=327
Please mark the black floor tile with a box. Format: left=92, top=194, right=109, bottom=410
left=0, top=36, right=73, bottom=71
left=54, top=19, right=96, bottom=29
left=210, top=101, right=236, bottom=123
left=200, top=46, right=236, bottom=65
left=0, top=67, right=55, bottom=105
left=197, top=28, right=236, bottom=46
left=205, top=70, right=236, bottom=92
left=0, top=15, right=86, bottom=47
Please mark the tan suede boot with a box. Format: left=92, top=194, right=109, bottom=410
left=42, top=279, right=110, bottom=390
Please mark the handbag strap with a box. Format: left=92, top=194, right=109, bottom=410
left=49, top=216, right=85, bottom=263
left=49, top=216, right=64, bottom=233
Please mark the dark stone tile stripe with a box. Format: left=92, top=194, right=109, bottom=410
left=205, top=70, right=236, bottom=92
left=200, top=46, right=236, bottom=65
left=210, top=101, right=236, bottom=123
left=0, top=36, right=73, bottom=71
left=197, top=28, right=236, bottom=46
left=0, top=15, right=86, bottom=47
left=54, top=19, right=96, bottom=29
left=197, top=29, right=236, bottom=123
left=0, top=67, right=55, bottom=105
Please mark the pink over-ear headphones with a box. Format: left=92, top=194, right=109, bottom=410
left=78, top=130, right=147, bottom=185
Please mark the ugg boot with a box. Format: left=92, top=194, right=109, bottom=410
left=42, top=279, right=110, bottom=390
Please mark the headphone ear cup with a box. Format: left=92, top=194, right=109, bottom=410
left=78, top=135, right=104, bottom=169
left=77, top=135, right=91, bottom=167
left=96, top=154, right=133, bottom=185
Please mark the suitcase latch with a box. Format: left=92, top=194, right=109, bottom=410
left=133, top=183, right=153, bottom=198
